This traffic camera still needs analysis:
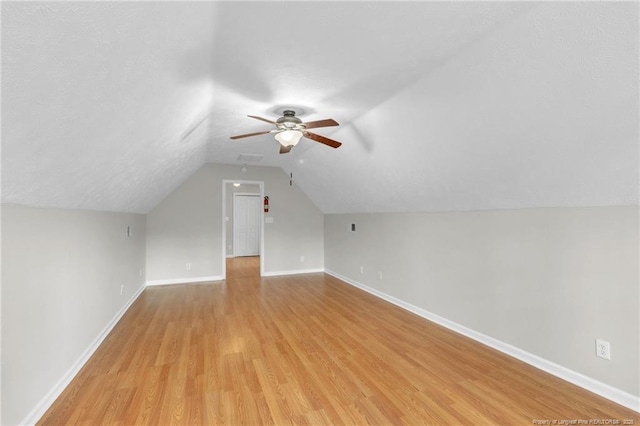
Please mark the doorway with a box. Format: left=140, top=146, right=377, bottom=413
left=222, top=180, right=264, bottom=279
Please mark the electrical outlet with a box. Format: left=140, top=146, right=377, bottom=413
left=378, top=271, right=383, bottom=280
left=186, top=263, right=191, bottom=270
left=300, top=255, right=305, bottom=262
left=120, top=285, right=124, bottom=295
left=596, top=339, right=611, bottom=360
left=360, top=266, right=364, bottom=274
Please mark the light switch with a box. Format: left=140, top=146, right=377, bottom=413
left=265, top=217, right=274, bottom=223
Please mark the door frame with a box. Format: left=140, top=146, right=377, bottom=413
left=232, top=192, right=261, bottom=257
left=222, top=179, right=265, bottom=279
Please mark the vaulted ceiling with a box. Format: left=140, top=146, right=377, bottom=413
left=2, top=2, right=638, bottom=214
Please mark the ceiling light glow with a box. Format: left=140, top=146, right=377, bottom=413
left=275, top=130, right=303, bottom=147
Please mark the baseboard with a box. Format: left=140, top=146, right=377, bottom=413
left=262, top=268, right=324, bottom=277
left=324, top=269, right=640, bottom=413
left=145, top=275, right=223, bottom=286
left=20, top=282, right=146, bottom=426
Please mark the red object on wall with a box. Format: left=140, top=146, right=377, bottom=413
left=264, top=196, right=269, bottom=213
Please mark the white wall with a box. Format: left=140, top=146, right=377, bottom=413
left=325, top=206, right=639, bottom=399
left=1, top=204, right=146, bottom=425
left=146, top=163, right=324, bottom=281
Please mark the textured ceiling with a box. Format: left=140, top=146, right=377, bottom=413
left=2, top=2, right=638, bottom=214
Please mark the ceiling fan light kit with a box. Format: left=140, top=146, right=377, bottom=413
left=274, top=130, right=303, bottom=147
left=230, top=109, right=342, bottom=154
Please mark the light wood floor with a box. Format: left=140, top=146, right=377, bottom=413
left=39, top=256, right=638, bottom=425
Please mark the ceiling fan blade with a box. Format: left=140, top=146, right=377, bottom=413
left=248, top=115, right=277, bottom=125
left=279, top=144, right=293, bottom=154
left=230, top=130, right=272, bottom=140
left=303, top=118, right=339, bottom=129
left=303, top=131, right=342, bottom=149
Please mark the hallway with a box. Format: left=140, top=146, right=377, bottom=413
left=226, top=256, right=260, bottom=280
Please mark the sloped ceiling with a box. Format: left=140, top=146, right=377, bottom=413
left=2, top=2, right=638, bottom=214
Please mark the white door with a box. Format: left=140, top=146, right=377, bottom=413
left=233, top=194, right=261, bottom=257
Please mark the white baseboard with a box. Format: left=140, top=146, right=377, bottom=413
left=262, top=268, right=324, bottom=277
left=146, top=275, right=223, bottom=286
left=324, top=269, right=640, bottom=413
left=21, top=283, right=146, bottom=426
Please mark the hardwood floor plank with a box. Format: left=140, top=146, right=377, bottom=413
left=252, top=357, right=293, bottom=424
left=38, top=256, right=639, bottom=424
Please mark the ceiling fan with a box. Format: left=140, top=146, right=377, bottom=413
left=230, top=110, right=342, bottom=154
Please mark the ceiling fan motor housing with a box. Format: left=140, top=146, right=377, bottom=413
left=276, top=110, right=304, bottom=130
